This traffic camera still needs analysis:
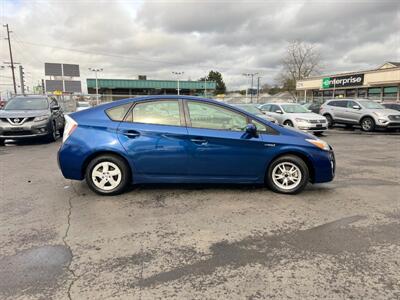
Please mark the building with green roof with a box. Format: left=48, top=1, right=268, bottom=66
left=87, top=78, right=216, bottom=98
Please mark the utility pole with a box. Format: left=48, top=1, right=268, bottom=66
left=172, top=71, right=184, bottom=95
left=256, top=76, right=261, bottom=103
left=19, top=65, right=25, bottom=94
left=89, top=68, right=103, bottom=104
left=3, top=24, right=17, bottom=94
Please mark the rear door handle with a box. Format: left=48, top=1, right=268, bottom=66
left=190, top=138, right=208, bottom=145
left=123, top=130, right=140, bottom=138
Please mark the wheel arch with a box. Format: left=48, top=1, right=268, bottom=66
left=81, top=150, right=132, bottom=180
left=265, top=151, right=315, bottom=183
left=360, top=115, right=375, bottom=123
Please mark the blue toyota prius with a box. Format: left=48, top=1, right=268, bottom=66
left=58, top=96, right=335, bottom=195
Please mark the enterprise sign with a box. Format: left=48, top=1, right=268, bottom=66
left=322, top=74, right=364, bottom=89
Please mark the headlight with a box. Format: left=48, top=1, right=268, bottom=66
left=295, top=118, right=310, bottom=123
left=34, top=115, right=49, bottom=122
left=306, top=138, right=330, bottom=151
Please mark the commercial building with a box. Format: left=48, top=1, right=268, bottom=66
left=87, top=77, right=216, bottom=100
left=296, top=62, right=400, bottom=102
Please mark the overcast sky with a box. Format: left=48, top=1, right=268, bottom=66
left=1, top=0, right=399, bottom=92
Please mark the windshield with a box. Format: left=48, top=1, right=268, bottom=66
left=281, top=104, right=309, bottom=113
left=4, top=97, right=49, bottom=110
left=236, top=105, right=262, bottom=115
left=359, top=101, right=385, bottom=109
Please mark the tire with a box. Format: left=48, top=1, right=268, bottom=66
left=0, top=139, right=5, bottom=146
left=45, top=122, right=57, bottom=142
left=85, top=154, right=131, bottom=195
left=324, top=114, right=334, bottom=128
left=360, top=117, right=375, bottom=132
left=283, top=120, right=294, bottom=127
left=266, top=155, right=309, bottom=194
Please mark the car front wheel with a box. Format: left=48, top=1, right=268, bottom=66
left=266, top=155, right=309, bottom=194
left=283, top=120, right=294, bottom=127
left=360, top=117, right=375, bottom=132
left=85, top=154, right=131, bottom=195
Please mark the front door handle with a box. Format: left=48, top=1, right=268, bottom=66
left=190, top=138, right=208, bottom=145
left=123, top=130, right=140, bottom=138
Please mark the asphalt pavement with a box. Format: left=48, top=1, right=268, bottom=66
left=0, top=131, right=399, bottom=299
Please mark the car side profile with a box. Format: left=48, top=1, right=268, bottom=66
left=0, top=95, right=64, bottom=145
left=320, top=98, right=400, bottom=131
left=259, top=103, right=328, bottom=135
left=58, top=96, right=335, bottom=195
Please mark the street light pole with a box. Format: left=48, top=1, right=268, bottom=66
left=89, top=68, right=103, bottom=105
left=172, top=71, right=184, bottom=95
left=243, top=73, right=258, bottom=103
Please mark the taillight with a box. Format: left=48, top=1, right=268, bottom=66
left=62, top=115, right=78, bottom=143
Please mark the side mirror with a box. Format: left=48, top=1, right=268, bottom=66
left=352, top=105, right=361, bottom=110
left=51, top=105, right=61, bottom=111
left=245, top=123, right=257, bottom=136
left=275, top=109, right=283, bottom=114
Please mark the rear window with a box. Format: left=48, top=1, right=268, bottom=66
left=105, top=103, right=132, bottom=121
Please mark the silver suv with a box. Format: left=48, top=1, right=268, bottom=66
left=0, top=95, right=65, bottom=145
left=320, top=99, right=400, bottom=132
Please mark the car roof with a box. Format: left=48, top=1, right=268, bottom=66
left=97, top=95, right=235, bottom=110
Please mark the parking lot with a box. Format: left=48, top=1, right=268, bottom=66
left=0, top=130, right=399, bottom=299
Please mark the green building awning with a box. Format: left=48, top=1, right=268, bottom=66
left=87, top=79, right=216, bottom=90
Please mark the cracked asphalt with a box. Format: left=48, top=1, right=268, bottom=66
left=0, top=131, right=399, bottom=299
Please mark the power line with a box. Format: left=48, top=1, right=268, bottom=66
left=17, top=40, right=179, bottom=66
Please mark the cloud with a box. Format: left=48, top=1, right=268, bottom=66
left=1, top=0, right=399, bottom=92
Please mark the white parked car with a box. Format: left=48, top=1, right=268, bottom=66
left=76, top=101, right=92, bottom=112
left=259, top=103, right=328, bottom=135
left=231, top=104, right=278, bottom=123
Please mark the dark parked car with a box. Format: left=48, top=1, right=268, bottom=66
left=303, top=102, right=322, bottom=114
left=58, top=96, right=335, bottom=195
left=0, top=95, right=65, bottom=145
left=382, top=103, right=400, bottom=112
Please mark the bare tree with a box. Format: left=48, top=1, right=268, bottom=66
left=278, top=40, right=322, bottom=99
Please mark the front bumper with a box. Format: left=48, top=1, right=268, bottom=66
left=376, top=121, right=400, bottom=129
left=0, top=120, right=51, bottom=139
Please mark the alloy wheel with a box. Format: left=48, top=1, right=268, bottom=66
left=361, top=118, right=373, bottom=131
left=91, top=161, right=122, bottom=191
left=271, top=162, right=302, bottom=190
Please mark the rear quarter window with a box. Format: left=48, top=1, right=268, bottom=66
left=105, top=103, right=132, bottom=121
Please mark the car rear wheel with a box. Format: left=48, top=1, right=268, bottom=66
left=283, top=120, right=294, bottom=127
left=266, top=155, right=309, bottom=194
left=0, top=139, right=4, bottom=146
left=85, top=154, right=130, bottom=195
left=360, top=117, right=375, bottom=132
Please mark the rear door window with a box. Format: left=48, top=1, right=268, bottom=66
left=132, top=100, right=181, bottom=126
